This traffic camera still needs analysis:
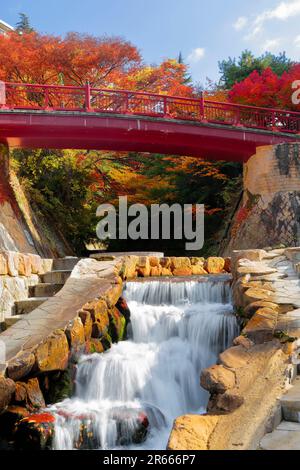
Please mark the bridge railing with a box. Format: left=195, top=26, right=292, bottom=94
left=1, top=81, right=300, bottom=133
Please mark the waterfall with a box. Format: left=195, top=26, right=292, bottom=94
left=51, top=279, right=238, bottom=450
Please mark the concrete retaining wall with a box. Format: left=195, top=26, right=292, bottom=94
left=0, top=251, right=53, bottom=323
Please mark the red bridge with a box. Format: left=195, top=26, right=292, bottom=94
left=0, top=81, right=300, bottom=161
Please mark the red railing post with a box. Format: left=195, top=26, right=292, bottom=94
left=163, top=96, right=168, bottom=116
left=85, top=82, right=91, bottom=111
left=0, top=81, right=6, bottom=108
left=272, top=111, right=278, bottom=131
left=235, top=107, right=241, bottom=126
left=124, top=91, right=129, bottom=113
left=44, top=87, right=50, bottom=110
left=200, top=91, right=205, bottom=121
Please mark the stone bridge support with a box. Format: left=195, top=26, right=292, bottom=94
left=223, top=143, right=300, bottom=254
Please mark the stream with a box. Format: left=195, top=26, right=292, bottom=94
left=50, top=279, right=238, bottom=450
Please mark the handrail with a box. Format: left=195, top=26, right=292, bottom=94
left=1, top=81, right=300, bottom=133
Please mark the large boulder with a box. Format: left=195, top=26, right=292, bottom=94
left=205, top=257, right=225, bottom=274
left=170, top=257, right=192, bottom=273
left=28, top=254, right=42, bottom=275
left=219, top=346, right=251, bottom=369
left=78, top=310, right=93, bottom=341
left=0, top=254, right=8, bottom=275
left=201, top=365, right=236, bottom=394
left=116, top=297, right=131, bottom=324
left=208, top=391, right=244, bottom=414
left=103, top=283, right=123, bottom=308
left=244, top=300, right=282, bottom=318
left=231, top=250, right=267, bottom=273
left=0, top=377, right=15, bottom=411
left=83, top=300, right=110, bottom=339
left=65, top=317, right=85, bottom=351
left=243, top=308, right=278, bottom=343
left=34, top=330, right=69, bottom=373
left=150, top=266, right=162, bottom=277
left=149, top=257, right=159, bottom=267
left=167, top=415, right=219, bottom=450
left=121, top=255, right=138, bottom=279
left=82, top=299, right=108, bottom=323
left=161, top=268, right=172, bottom=276
left=1, top=251, right=18, bottom=276
left=160, top=257, right=171, bottom=268
left=136, top=257, right=151, bottom=277
left=14, top=378, right=45, bottom=410
left=7, top=351, right=35, bottom=381
left=192, top=265, right=208, bottom=275
left=16, top=253, right=32, bottom=277
left=109, top=307, right=126, bottom=342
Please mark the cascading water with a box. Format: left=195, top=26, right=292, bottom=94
left=51, top=279, right=238, bottom=450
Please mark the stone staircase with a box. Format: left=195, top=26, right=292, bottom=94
left=4, top=257, right=79, bottom=328
left=260, top=376, right=300, bottom=450
left=260, top=247, right=300, bottom=450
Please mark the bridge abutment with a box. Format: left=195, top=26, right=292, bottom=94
left=222, top=143, right=300, bottom=254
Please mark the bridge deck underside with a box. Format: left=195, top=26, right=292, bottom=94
left=0, top=111, right=299, bottom=161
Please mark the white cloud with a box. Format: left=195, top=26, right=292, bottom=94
left=244, top=25, right=263, bottom=41
left=187, top=48, right=205, bottom=63
left=235, top=1, right=300, bottom=43
left=261, top=38, right=282, bottom=52
left=233, top=16, right=248, bottom=31
left=254, top=0, right=300, bottom=29
left=294, top=34, right=300, bottom=46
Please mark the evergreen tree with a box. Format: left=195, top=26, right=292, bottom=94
left=16, top=13, right=34, bottom=33
left=219, top=50, right=292, bottom=89
left=177, top=52, right=192, bottom=85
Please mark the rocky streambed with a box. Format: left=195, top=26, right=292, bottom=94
left=2, top=275, right=238, bottom=450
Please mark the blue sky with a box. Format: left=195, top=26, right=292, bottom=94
left=2, top=0, right=300, bottom=85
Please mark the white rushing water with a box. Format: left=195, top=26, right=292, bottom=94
left=51, top=280, right=238, bottom=450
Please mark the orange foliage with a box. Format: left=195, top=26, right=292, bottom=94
left=0, top=32, right=192, bottom=97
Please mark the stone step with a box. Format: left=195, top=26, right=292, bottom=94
left=52, top=257, right=79, bottom=271
left=40, top=270, right=71, bottom=285
left=29, top=283, right=64, bottom=298
left=260, top=422, right=300, bottom=450
left=15, top=298, right=48, bottom=315
left=281, top=377, right=300, bottom=422
left=4, top=316, right=23, bottom=328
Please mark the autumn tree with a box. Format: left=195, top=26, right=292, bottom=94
left=0, top=31, right=141, bottom=86
left=219, top=50, right=292, bottom=89
left=229, top=64, right=300, bottom=111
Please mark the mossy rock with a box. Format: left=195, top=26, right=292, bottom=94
left=100, top=333, right=112, bottom=351
left=108, top=308, right=127, bottom=343
left=40, top=368, right=74, bottom=405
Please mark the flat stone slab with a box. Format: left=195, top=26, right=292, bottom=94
left=281, top=378, right=300, bottom=421
left=40, top=270, right=71, bottom=284
left=277, top=421, right=300, bottom=431
left=15, top=298, right=48, bottom=315
left=30, top=283, right=64, bottom=297
left=52, top=257, right=80, bottom=271
left=260, top=429, right=300, bottom=450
